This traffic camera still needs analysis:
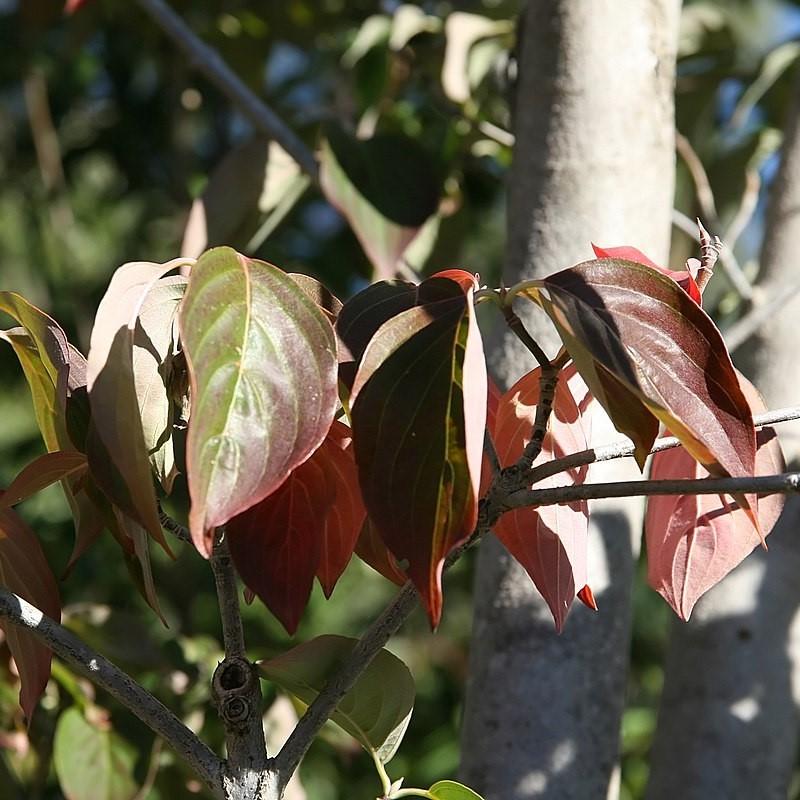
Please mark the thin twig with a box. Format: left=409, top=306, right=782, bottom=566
left=133, top=0, right=318, bottom=180
left=210, top=531, right=246, bottom=660
left=519, top=364, right=559, bottom=469
left=0, top=589, right=224, bottom=798
left=502, top=305, right=551, bottom=368
left=526, top=405, right=800, bottom=485
left=158, top=503, right=191, bottom=543
left=503, top=472, right=800, bottom=511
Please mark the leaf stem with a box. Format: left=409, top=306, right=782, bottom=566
left=372, top=750, right=393, bottom=797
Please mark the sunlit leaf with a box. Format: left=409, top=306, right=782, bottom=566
left=492, top=365, right=592, bottom=631
left=319, top=125, right=440, bottom=279
left=354, top=517, right=408, bottom=586
left=429, top=780, right=486, bottom=800
left=645, top=375, right=785, bottom=620
left=87, top=259, right=188, bottom=552
left=515, top=259, right=756, bottom=476
left=259, top=634, right=414, bottom=763
left=0, top=507, right=60, bottom=719
left=54, top=708, right=139, bottom=800
left=180, top=247, right=338, bottom=555
left=351, top=271, right=486, bottom=626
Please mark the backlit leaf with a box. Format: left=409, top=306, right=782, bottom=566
left=645, top=375, right=785, bottom=620
left=430, top=780, right=486, bottom=800
left=181, top=247, right=338, bottom=555
left=0, top=507, right=60, bottom=719
left=259, top=634, right=414, bottom=763
left=492, top=365, right=591, bottom=631
left=354, top=517, right=408, bottom=586
left=87, top=260, right=188, bottom=551
left=351, top=271, right=486, bottom=627
left=320, top=125, right=440, bottom=279
left=54, top=707, right=139, bottom=800
left=515, top=259, right=756, bottom=476
left=0, top=451, right=87, bottom=508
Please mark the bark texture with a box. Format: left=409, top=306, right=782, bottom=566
left=646, top=70, right=800, bottom=800
left=459, top=2, right=680, bottom=798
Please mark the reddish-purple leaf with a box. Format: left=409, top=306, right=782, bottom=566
left=179, top=248, right=338, bottom=556
left=228, top=447, right=334, bottom=635
left=492, top=365, right=592, bottom=631
left=350, top=270, right=486, bottom=627
left=0, top=452, right=87, bottom=509
left=87, top=260, right=188, bottom=552
left=516, top=259, right=756, bottom=476
left=645, top=375, right=785, bottom=620
left=478, top=378, right=502, bottom=497
left=591, top=244, right=702, bottom=305
left=315, top=421, right=367, bottom=597
left=354, top=517, right=408, bottom=586
left=0, top=507, right=60, bottom=719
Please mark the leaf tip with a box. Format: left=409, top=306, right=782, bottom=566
left=577, top=584, right=598, bottom=611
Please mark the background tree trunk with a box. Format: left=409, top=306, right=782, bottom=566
left=646, top=68, right=800, bottom=800
left=459, top=2, right=680, bottom=798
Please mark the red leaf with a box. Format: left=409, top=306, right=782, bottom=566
left=577, top=584, right=598, bottom=611
left=592, top=244, right=702, bottom=306
left=0, top=508, right=60, bottom=719
left=0, top=452, right=87, bottom=509
left=478, top=378, right=503, bottom=497
left=355, top=517, right=408, bottom=586
left=315, top=421, right=367, bottom=597
left=492, top=364, right=592, bottom=631
left=645, top=374, right=785, bottom=620
left=226, top=420, right=364, bottom=634
left=351, top=270, right=486, bottom=627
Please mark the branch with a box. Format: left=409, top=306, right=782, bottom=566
left=503, top=471, right=800, bottom=511
left=526, top=405, right=800, bottom=485
left=133, top=0, right=319, bottom=180
left=0, top=588, right=224, bottom=798
left=210, top=532, right=245, bottom=659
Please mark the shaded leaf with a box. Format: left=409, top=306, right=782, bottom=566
left=87, top=260, right=187, bottom=551
left=478, top=378, right=502, bottom=497
left=320, top=125, right=440, bottom=279
left=181, top=138, right=306, bottom=258
left=0, top=507, right=60, bottom=719
left=516, top=259, right=756, bottom=476
left=430, top=780, right=486, bottom=800
left=228, top=425, right=356, bottom=634
left=492, top=365, right=591, bottom=631
left=259, top=634, right=414, bottom=763
left=355, top=517, right=407, bottom=586
left=645, top=375, right=785, bottom=620
left=351, top=272, right=486, bottom=626
left=0, top=451, right=87, bottom=509
left=54, top=708, right=139, bottom=800
left=179, top=248, right=338, bottom=555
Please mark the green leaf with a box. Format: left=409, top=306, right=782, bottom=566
left=181, top=138, right=307, bottom=258
left=514, top=259, right=756, bottom=476
left=0, top=507, right=60, bottom=719
left=319, top=125, right=441, bottom=279
left=87, top=259, right=188, bottom=552
left=179, top=247, right=338, bottom=555
left=350, top=271, right=486, bottom=627
left=54, top=708, right=139, bottom=800
left=429, top=780, right=486, bottom=800
left=259, top=634, right=414, bottom=763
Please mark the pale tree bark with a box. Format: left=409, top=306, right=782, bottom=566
left=459, top=2, right=680, bottom=798
left=646, top=69, right=800, bottom=800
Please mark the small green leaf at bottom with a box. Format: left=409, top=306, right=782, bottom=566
left=428, top=780, right=485, bottom=800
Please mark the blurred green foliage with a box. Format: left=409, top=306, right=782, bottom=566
left=0, top=0, right=799, bottom=797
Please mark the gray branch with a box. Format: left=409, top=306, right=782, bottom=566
left=0, top=588, right=225, bottom=798
left=133, top=0, right=319, bottom=180
left=211, top=532, right=246, bottom=660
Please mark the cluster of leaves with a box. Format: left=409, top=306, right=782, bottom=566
left=0, top=232, right=785, bottom=782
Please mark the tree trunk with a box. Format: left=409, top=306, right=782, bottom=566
left=646, top=69, right=800, bottom=800
left=459, top=2, right=680, bottom=799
